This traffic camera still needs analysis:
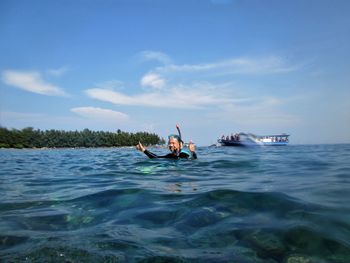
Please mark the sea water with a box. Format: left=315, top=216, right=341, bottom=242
left=0, top=145, right=350, bottom=262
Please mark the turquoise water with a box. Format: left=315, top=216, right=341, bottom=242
left=1, top=145, right=350, bottom=262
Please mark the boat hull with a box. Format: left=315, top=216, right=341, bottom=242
left=218, top=140, right=244, bottom=146
left=260, top=142, right=288, bottom=146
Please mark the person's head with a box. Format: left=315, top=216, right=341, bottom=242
left=168, top=135, right=183, bottom=153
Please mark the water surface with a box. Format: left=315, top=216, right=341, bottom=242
left=1, top=145, right=350, bottom=262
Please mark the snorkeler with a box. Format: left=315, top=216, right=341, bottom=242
left=136, top=124, right=197, bottom=159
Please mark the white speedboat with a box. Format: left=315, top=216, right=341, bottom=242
left=218, top=133, right=290, bottom=146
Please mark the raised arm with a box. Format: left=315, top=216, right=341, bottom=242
left=188, top=140, right=197, bottom=159
left=136, top=142, right=172, bottom=159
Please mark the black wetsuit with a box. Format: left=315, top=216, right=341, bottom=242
left=144, top=149, right=197, bottom=159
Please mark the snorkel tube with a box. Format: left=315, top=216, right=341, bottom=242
left=176, top=123, right=184, bottom=149
left=176, top=123, right=182, bottom=142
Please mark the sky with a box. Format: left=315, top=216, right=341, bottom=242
left=0, top=0, right=349, bottom=145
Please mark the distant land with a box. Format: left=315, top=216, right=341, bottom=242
left=0, top=127, right=165, bottom=149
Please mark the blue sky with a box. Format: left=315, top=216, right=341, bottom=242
left=1, top=0, right=349, bottom=145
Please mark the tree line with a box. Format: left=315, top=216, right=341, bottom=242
left=0, top=127, right=166, bottom=149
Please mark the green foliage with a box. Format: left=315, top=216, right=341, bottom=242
left=0, top=126, right=164, bottom=149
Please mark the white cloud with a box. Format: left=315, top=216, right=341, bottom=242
left=156, top=56, right=300, bottom=75
left=70, top=107, right=129, bottom=121
left=85, top=85, right=233, bottom=109
left=2, top=70, right=68, bottom=96
left=136, top=51, right=299, bottom=76
left=82, top=53, right=301, bottom=135
left=139, top=50, right=172, bottom=64
left=140, top=73, right=165, bottom=89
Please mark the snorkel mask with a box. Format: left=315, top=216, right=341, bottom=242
left=168, top=134, right=183, bottom=143
left=167, top=134, right=183, bottom=153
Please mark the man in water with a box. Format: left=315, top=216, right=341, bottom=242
left=136, top=135, right=197, bottom=159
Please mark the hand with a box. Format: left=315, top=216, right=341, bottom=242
left=136, top=142, right=145, bottom=152
left=188, top=140, right=196, bottom=153
left=176, top=123, right=180, bottom=129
